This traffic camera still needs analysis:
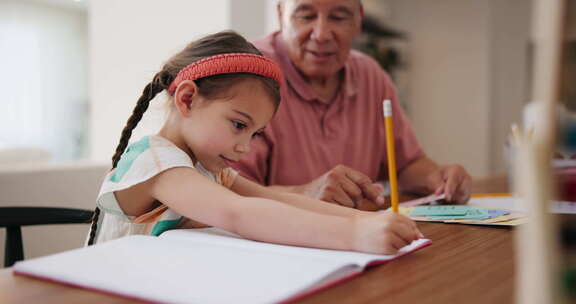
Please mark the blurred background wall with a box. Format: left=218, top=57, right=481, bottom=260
left=362, top=0, right=531, bottom=177
left=0, top=0, right=88, bottom=161
left=0, top=0, right=557, bottom=178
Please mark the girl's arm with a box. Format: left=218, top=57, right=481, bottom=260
left=150, top=167, right=353, bottom=250
left=230, top=175, right=368, bottom=217
left=150, top=167, right=422, bottom=254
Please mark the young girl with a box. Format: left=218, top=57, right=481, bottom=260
left=87, top=31, right=423, bottom=254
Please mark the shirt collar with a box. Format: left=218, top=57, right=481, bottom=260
left=272, top=32, right=357, bottom=104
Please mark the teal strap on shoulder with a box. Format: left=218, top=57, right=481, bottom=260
left=110, top=136, right=151, bottom=183
left=150, top=217, right=183, bottom=236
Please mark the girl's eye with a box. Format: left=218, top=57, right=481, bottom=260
left=232, top=121, right=247, bottom=130
left=252, top=131, right=264, bottom=138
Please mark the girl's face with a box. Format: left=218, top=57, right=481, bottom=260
left=179, top=78, right=276, bottom=173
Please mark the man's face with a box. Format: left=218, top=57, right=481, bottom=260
left=278, top=0, right=362, bottom=82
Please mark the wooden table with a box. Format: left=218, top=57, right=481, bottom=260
left=0, top=177, right=515, bottom=303
left=299, top=222, right=514, bottom=304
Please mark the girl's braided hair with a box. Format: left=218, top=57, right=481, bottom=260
left=87, top=31, right=280, bottom=245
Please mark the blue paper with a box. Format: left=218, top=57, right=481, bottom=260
left=410, top=205, right=470, bottom=217
left=427, top=208, right=490, bottom=220
left=487, top=209, right=510, bottom=218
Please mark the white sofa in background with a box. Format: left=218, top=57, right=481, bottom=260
left=0, top=161, right=109, bottom=267
left=0, top=148, right=52, bottom=164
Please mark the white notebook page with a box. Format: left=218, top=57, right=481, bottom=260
left=14, top=230, right=429, bottom=304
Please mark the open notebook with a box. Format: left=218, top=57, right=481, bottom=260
left=13, top=228, right=431, bottom=304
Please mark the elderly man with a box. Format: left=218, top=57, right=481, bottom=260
left=234, top=0, right=471, bottom=210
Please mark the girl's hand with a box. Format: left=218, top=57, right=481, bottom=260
left=352, top=211, right=423, bottom=255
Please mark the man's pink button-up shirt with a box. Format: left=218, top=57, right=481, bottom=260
left=234, top=32, right=424, bottom=186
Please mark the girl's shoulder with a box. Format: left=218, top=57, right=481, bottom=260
left=146, top=135, right=194, bottom=167
left=115, top=135, right=192, bottom=167
left=99, top=135, right=195, bottom=195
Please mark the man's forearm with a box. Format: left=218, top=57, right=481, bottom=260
left=398, top=156, right=440, bottom=195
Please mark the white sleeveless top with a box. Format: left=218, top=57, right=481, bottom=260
left=90, top=135, right=238, bottom=244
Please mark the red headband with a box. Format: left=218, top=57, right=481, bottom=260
left=167, top=53, right=283, bottom=96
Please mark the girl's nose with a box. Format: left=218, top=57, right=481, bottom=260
left=235, top=140, right=251, bottom=154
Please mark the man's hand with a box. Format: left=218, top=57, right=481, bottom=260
left=398, top=157, right=472, bottom=204
left=300, top=165, right=386, bottom=210
left=429, top=165, right=472, bottom=203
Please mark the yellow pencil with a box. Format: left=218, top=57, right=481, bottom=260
left=383, top=99, right=399, bottom=212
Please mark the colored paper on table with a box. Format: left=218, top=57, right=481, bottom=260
left=410, top=205, right=470, bottom=216
left=487, top=209, right=510, bottom=217
left=400, top=193, right=446, bottom=207
left=428, top=208, right=490, bottom=220
left=480, top=212, right=524, bottom=223
left=469, top=196, right=576, bottom=214
left=446, top=216, right=526, bottom=226
left=487, top=218, right=526, bottom=226
left=400, top=206, right=524, bottom=226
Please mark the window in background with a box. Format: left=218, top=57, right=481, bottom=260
left=0, top=0, right=88, bottom=161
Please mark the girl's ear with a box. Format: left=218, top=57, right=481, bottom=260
left=174, top=80, right=198, bottom=116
